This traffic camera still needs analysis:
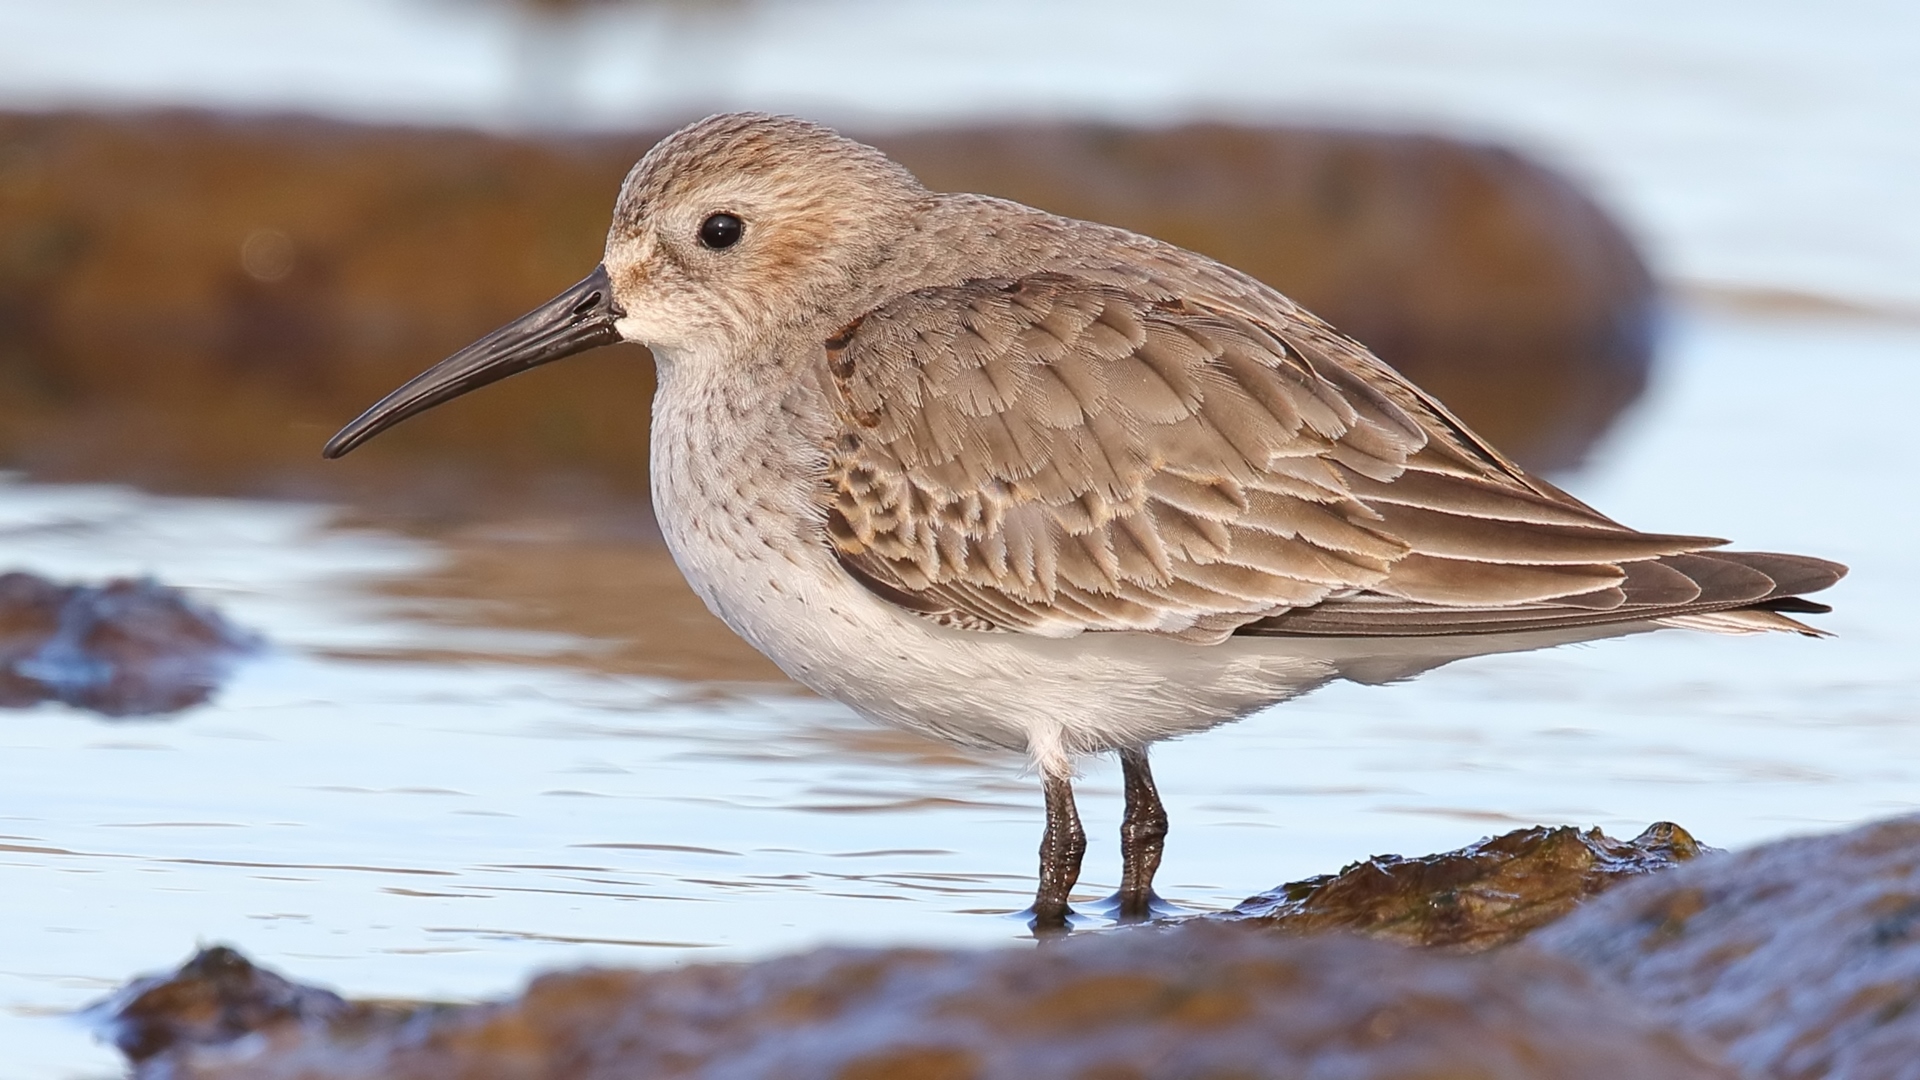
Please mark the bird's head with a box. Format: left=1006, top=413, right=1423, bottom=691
left=323, top=113, right=926, bottom=459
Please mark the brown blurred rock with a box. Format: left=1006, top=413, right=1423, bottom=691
left=0, top=111, right=1651, bottom=513
left=1536, top=814, right=1920, bottom=1080
left=106, top=924, right=1729, bottom=1080
left=0, top=111, right=657, bottom=513
left=97, top=945, right=373, bottom=1064
left=1214, top=821, right=1711, bottom=951
left=0, top=570, right=257, bottom=715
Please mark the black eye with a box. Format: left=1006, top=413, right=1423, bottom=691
left=699, top=212, right=744, bottom=250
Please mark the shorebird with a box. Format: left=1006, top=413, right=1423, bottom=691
left=325, top=113, right=1845, bottom=930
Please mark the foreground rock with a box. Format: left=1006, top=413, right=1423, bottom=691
left=0, top=111, right=1649, bottom=513
left=1216, top=822, right=1709, bottom=950
left=0, top=570, right=257, bottom=715
left=98, top=823, right=1720, bottom=1078
left=1537, top=814, right=1920, bottom=1080
left=92, top=810, right=1920, bottom=1077
left=103, top=925, right=1728, bottom=1080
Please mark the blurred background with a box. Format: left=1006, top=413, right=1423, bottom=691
left=1, top=2, right=1916, bottom=1076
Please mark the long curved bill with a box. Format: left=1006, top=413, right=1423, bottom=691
left=323, top=264, right=623, bottom=459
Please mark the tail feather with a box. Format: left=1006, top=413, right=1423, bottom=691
left=1236, top=550, right=1846, bottom=639
left=1709, top=551, right=1847, bottom=597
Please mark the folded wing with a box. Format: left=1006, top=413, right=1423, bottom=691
left=818, top=272, right=1840, bottom=643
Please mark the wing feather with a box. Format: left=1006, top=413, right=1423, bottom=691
left=819, top=271, right=1833, bottom=642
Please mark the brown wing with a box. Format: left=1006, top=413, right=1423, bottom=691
left=820, top=271, right=1739, bottom=643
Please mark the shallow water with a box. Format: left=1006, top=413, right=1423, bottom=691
left=2, top=303, right=1916, bottom=1076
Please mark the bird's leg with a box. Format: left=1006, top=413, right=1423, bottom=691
left=1116, top=747, right=1169, bottom=922
left=1030, top=770, right=1086, bottom=932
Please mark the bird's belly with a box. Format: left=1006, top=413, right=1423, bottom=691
left=652, top=467, right=1338, bottom=770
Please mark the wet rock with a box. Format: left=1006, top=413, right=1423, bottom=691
left=1214, top=822, right=1711, bottom=951
left=1536, top=814, right=1920, bottom=1080
left=105, top=925, right=1730, bottom=1080
left=0, top=111, right=1649, bottom=510
left=0, top=570, right=257, bottom=715
left=95, top=946, right=378, bottom=1064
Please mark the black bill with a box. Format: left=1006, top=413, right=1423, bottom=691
left=323, top=264, right=623, bottom=459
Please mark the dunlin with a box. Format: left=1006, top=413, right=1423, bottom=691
left=326, top=114, right=1845, bottom=929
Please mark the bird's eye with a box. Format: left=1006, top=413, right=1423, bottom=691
left=698, top=212, right=744, bottom=250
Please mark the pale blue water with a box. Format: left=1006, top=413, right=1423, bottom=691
left=2, top=305, right=1916, bottom=1077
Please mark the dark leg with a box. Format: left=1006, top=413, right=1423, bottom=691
left=1030, top=771, right=1086, bottom=932
left=1116, top=747, right=1169, bottom=922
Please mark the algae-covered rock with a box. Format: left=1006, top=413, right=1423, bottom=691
left=1537, top=814, right=1920, bottom=1080
left=102, top=924, right=1730, bottom=1080
left=1215, top=822, right=1711, bottom=951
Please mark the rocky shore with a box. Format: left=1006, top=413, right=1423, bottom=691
left=97, top=814, right=1920, bottom=1079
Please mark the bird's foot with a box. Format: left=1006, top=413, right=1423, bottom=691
left=1083, top=889, right=1180, bottom=924
left=1011, top=901, right=1094, bottom=937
